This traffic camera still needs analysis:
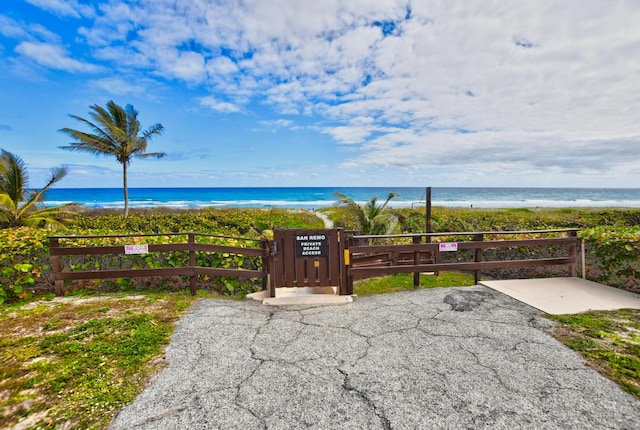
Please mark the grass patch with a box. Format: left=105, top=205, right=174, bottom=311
left=353, top=271, right=475, bottom=296
left=0, top=290, right=210, bottom=429
left=549, top=309, right=640, bottom=399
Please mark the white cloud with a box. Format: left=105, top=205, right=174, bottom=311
left=167, top=50, right=206, bottom=83
left=0, top=16, right=32, bottom=39
left=89, top=77, right=146, bottom=95
left=7, top=0, right=640, bottom=185
left=25, top=0, right=95, bottom=18
left=198, top=96, right=240, bottom=113
left=258, top=119, right=294, bottom=131
left=92, top=46, right=151, bottom=68
left=0, top=16, right=59, bottom=42
left=14, top=41, right=102, bottom=73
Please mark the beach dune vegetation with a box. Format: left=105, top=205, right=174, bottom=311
left=59, top=101, right=165, bottom=217
left=0, top=149, right=78, bottom=229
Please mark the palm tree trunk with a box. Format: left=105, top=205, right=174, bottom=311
left=123, top=162, right=129, bottom=217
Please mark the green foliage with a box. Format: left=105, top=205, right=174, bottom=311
left=392, top=207, right=640, bottom=233
left=354, top=272, right=475, bottom=296
left=334, top=192, right=398, bottom=236
left=0, top=293, right=197, bottom=429
left=550, top=309, right=640, bottom=399
left=70, top=207, right=323, bottom=235
left=0, top=227, right=50, bottom=304
left=580, top=227, right=640, bottom=290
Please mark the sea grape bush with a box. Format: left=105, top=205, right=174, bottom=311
left=71, top=208, right=323, bottom=235
left=0, top=227, right=51, bottom=303
left=391, top=208, right=640, bottom=233
left=580, top=227, right=640, bottom=292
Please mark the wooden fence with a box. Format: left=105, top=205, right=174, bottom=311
left=49, top=232, right=269, bottom=296
left=343, top=229, right=579, bottom=295
left=48, top=229, right=579, bottom=297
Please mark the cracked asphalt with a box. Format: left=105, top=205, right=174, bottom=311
left=110, top=286, right=640, bottom=429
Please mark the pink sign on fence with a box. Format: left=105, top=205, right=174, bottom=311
left=439, top=242, right=458, bottom=252
left=124, top=244, right=149, bottom=255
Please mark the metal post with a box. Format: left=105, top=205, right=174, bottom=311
left=425, top=187, right=432, bottom=235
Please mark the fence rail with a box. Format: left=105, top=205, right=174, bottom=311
left=49, top=232, right=269, bottom=296
left=344, top=229, right=579, bottom=294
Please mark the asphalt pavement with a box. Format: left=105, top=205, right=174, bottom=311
left=110, top=286, right=640, bottom=429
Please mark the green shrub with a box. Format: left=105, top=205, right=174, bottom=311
left=580, top=227, right=640, bottom=292
left=0, top=227, right=51, bottom=304
left=71, top=208, right=323, bottom=235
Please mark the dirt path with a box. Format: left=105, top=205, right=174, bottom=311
left=313, top=211, right=334, bottom=228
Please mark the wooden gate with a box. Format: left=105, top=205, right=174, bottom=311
left=269, top=229, right=345, bottom=297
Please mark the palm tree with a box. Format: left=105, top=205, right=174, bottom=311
left=0, top=149, right=78, bottom=228
left=59, top=101, right=165, bottom=217
left=334, top=192, right=398, bottom=236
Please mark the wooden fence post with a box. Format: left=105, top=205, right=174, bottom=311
left=344, top=233, right=354, bottom=295
left=269, top=238, right=277, bottom=298
left=49, top=237, right=64, bottom=296
left=260, top=238, right=269, bottom=292
left=188, top=233, right=197, bottom=295
left=413, top=235, right=421, bottom=287
left=474, top=233, right=484, bottom=284
left=568, top=230, right=578, bottom=277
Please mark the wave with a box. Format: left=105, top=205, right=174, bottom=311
left=45, top=198, right=640, bottom=209
left=40, top=187, right=640, bottom=209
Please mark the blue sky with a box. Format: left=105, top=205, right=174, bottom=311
left=1, top=0, right=639, bottom=189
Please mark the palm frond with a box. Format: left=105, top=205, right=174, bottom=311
left=334, top=192, right=398, bottom=236
left=0, top=192, right=18, bottom=221
left=0, top=149, right=28, bottom=203
left=23, top=165, right=68, bottom=211
left=134, top=151, right=166, bottom=160
left=0, top=150, right=76, bottom=228
left=124, top=103, right=140, bottom=138
left=141, top=123, right=164, bottom=140
left=380, top=192, right=398, bottom=211
left=20, top=203, right=80, bottom=229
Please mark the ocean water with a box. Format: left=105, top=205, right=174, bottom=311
left=43, top=187, right=640, bottom=209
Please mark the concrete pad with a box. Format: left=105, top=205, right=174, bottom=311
left=246, top=286, right=353, bottom=305
left=480, top=277, right=640, bottom=314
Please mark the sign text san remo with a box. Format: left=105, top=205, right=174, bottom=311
left=295, top=234, right=329, bottom=257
